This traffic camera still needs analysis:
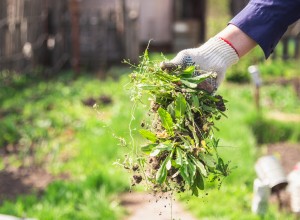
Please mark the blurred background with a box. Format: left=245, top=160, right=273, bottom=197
left=0, top=0, right=300, bottom=219
left=1, top=0, right=300, bottom=73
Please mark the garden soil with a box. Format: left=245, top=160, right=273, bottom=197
left=121, top=192, right=197, bottom=220
left=0, top=150, right=68, bottom=203
left=0, top=166, right=53, bottom=202
left=267, top=142, right=300, bottom=174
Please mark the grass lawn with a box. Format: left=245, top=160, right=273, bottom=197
left=0, top=72, right=135, bottom=219
left=0, top=64, right=299, bottom=219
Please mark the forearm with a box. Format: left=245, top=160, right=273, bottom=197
left=216, top=24, right=257, bottom=58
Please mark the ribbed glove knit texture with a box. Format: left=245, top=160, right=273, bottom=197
left=168, top=37, right=239, bottom=88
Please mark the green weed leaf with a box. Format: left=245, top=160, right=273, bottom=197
left=179, top=80, right=198, bottom=89
left=182, top=72, right=213, bottom=83
left=175, top=147, right=183, bottom=166
left=191, top=95, right=199, bottom=109
left=175, top=94, right=187, bottom=120
left=179, top=164, right=190, bottom=185
left=150, top=149, right=161, bottom=157
left=156, top=157, right=168, bottom=184
left=189, top=155, right=207, bottom=177
left=195, top=171, right=204, bottom=190
left=166, top=159, right=172, bottom=170
left=156, top=143, right=173, bottom=151
left=139, top=129, right=157, bottom=142
left=187, top=162, right=196, bottom=185
left=188, top=124, right=199, bottom=147
left=183, top=66, right=195, bottom=74
left=141, top=143, right=157, bottom=153
left=199, top=153, right=215, bottom=168
left=167, top=102, right=175, bottom=118
left=158, top=107, right=174, bottom=136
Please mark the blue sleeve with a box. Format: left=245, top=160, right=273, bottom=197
left=229, top=0, right=300, bottom=58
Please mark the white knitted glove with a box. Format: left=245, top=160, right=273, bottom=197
left=160, top=37, right=239, bottom=92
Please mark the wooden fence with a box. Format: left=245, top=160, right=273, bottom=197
left=0, top=0, right=139, bottom=73
left=47, top=0, right=72, bottom=72
left=0, top=0, right=298, bottom=73
left=277, top=21, right=300, bottom=60
left=0, top=0, right=48, bottom=72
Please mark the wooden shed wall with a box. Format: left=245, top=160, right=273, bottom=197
left=139, top=0, right=173, bottom=44
left=0, top=0, right=140, bottom=72
left=0, top=0, right=48, bottom=71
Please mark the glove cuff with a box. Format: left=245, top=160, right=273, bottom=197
left=197, top=36, right=239, bottom=86
left=219, top=37, right=239, bottom=57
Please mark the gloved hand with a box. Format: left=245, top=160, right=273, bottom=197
left=160, top=36, right=239, bottom=92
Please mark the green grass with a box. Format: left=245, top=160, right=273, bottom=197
left=0, top=63, right=299, bottom=219
left=248, top=115, right=300, bottom=144
left=0, top=179, right=125, bottom=220
left=261, top=84, right=300, bottom=113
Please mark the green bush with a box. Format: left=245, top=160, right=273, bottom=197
left=248, top=115, right=300, bottom=144
left=258, top=60, right=298, bottom=80
left=226, top=66, right=251, bottom=83
left=225, top=48, right=263, bottom=84
left=261, top=84, right=300, bottom=113
left=225, top=45, right=298, bottom=84
left=0, top=117, right=21, bottom=147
